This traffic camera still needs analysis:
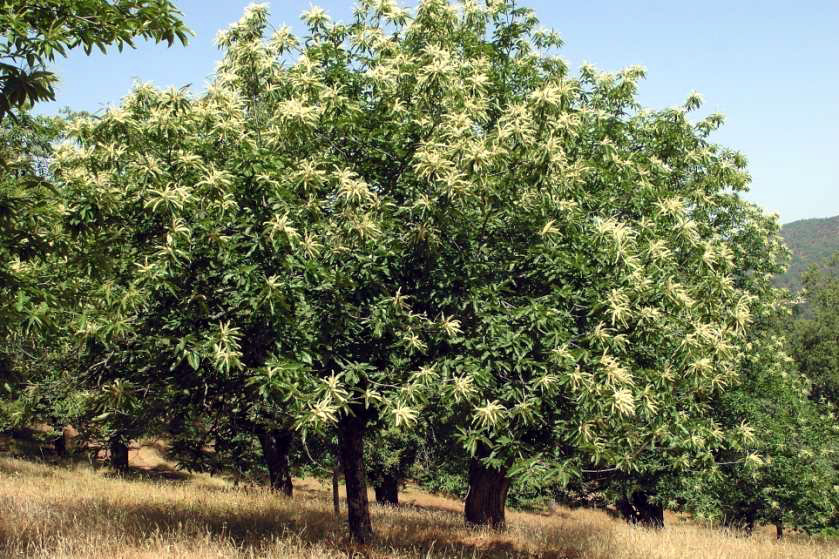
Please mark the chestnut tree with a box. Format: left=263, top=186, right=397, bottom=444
left=55, top=0, right=789, bottom=542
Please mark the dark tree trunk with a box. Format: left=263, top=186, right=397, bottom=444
left=464, top=449, right=510, bottom=530
left=332, top=464, right=341, bottom=518
left=617, top=496, right=635, bottom=523
left=744, top=510, right=757, bottom=535
left=53, top=431, right=66, bottom=457
left=617, top=492, right=664, bottom=528
left=110, top=437, right=129, bottom=471
left=257, top=428, right=293, bottom=497
left=632, top=492, right=664, bottom=528
left=374, top=474, right=399, bottom=506
left=338, top=410, right=373, bottom=544
left=775, top=521, right=784, bottom=540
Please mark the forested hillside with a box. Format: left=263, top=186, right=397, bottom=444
left=778, top=215, right=839, bottom=292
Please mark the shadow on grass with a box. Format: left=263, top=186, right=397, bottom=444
left=3, top=491, right=340, bottom=551
left=0, top=456, right=66, bottom=480
left=103, top=464, right=192, bottom=482
left=0, top=458, right=600, bottom=559
left=0, top=449, right=193, bottom=485
left=3, top=486, right=593, bottom=558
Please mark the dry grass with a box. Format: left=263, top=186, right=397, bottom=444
left=1, top=454, right=836, bottom=559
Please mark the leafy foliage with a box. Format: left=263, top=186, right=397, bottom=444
left=0, top=0, right=190, bottom=119
left=1, top=0, right=189, bottom=444
left=790, top=255, right=839, bottom=406
left=4, top=0, right=819, bottom=539
left=0, top=111, right=69, bottom=430
left=682, top=317, right=838, bottom=534
left=0, top=112, right=64, bottom=338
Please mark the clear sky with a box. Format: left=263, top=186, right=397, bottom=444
left=34, top=1, right=839, bottom=224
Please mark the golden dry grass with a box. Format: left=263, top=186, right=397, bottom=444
left=1, top=454, right=836, bottom=559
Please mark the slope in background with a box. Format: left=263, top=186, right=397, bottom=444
left=778, top=215, right=839, bottom=293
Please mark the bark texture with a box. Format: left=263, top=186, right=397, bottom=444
left=338, top=410, right=373, bottom=544
left=464, top=452, right=510, bottom=530
left=257, top=428, right=294, bottom=496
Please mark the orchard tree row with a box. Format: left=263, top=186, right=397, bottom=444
left=1, top=0, right=836, bottom=544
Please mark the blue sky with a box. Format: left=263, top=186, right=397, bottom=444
left=35, top=1, right=839, bottom=224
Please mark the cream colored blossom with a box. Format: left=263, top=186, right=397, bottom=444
left=473, top=400, right=506, bottom=428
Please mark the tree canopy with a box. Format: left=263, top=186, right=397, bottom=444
left=1, top=0, right=190, bottom=431
left=6, top=0, right=806, bottom=544
left=0, top=0, right=190, bottom=120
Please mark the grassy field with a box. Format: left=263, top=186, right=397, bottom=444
left=0, top=450, right=836, bottom=559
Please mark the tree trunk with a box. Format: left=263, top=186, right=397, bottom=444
left=257, top=428, right=293, bottom=497
left=464, top=449, right=510, bottom=530
left=338, top=410, right=373, bottom=544
left=744, top=511, right=756, bottom=535
left=632, top=492, right=664, bottom=528
left=616, top=496, right=635, bottom=523
left=110, top=437, right=129, bottom=471
left=332, top=464, right=341, bottom=518
left=53, top=431, right=66, bottom=457
left=374, top=474, right=399, bottom=506
left=775, top=521, right=784, bottom=540
left=616, top=491, right=663, bottom=528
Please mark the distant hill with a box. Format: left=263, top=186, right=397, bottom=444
left=776, top=215, right=839, bottom=292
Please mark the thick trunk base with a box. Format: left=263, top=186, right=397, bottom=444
left=374, top=474, right=399, bottom=506
left=617, top=492, right=664, bottom=528
left=464, top=454, right=510, bottom=530
left=338, top=411, right=373, bottom=544
left=257, top=428, right=293, bottom=497
left=53, top=433, right=66, bottom=457
left=110, top=438, right=129, bottom=471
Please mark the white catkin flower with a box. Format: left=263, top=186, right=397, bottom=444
left=439, top=314, right=462, bottom=337
left=301, top=5, right=330, bottom=26
left=452, top=375, right=476, bottom=402
left=310, top=398, right=338, bottom=424
left=606, top=288, right=631, bottom=327
left=568, top=366, right=590, bottom=392
left=410, top=365, right=436, bottom=385
left=601, top=354, right=634, bottom=387
left=738, top=421, right=756, bottom=442
left=539, top=219, right=560, bottom=238
left=655, top=197, right=684, bottom=218
left=550, top=344, right=573, bottom=362
left=612, top=389, right=636, bottom=416
left=391, top=402, right=418, bottom=427
left=264, top=214, right=300, bottom=243
left=688, top=357, right=713, bottom=377
left=745, top=453, right=764, bottom=467
left=645, top=239, right=671, bottom=262
left=638, top=306, right=662, bottom=323
left=417, top=45, right=454, bottom=86
left=473, top=400, right=505, bottom=428
left=300, top=231, right=322, bottom=259
left=528, top=83, right=564, bottom=109
left=535, top=373, right=560, bottom=391
left=334, top=168, right=376, bottom=204
left=595, top=217, right=635, bottom=260
left=733, top=295, right=754, bottom=334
